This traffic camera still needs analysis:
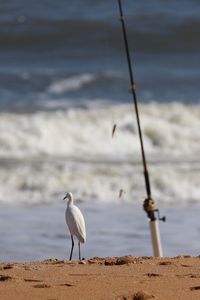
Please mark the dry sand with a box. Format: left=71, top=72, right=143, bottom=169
left=0, top=256, right=200, bottom=300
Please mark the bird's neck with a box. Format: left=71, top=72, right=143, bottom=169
left=67, top=198, right=73, bottom=207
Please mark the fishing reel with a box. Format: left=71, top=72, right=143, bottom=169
left=143, top=197, right=166, bottom=222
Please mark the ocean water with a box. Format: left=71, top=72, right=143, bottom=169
left=0, top=0, right=199, bottom=261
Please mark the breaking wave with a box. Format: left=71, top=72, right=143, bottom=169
left=0, top=102, right=199, bottom=206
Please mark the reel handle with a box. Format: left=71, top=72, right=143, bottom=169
left=143, top=198, right=166, bottom=222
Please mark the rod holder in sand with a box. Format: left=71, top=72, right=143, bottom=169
left=149, top=220, right=163, bottom=257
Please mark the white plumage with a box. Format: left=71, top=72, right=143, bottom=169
left=63, top=192, right=86, bottom=260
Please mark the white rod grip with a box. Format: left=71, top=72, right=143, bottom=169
left=149, top=219, right=163, bottom=257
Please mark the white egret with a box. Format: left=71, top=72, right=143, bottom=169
left=63, top=192, right=86, bottom=260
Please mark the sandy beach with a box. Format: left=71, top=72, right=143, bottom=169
left=0, top=2, right=200, bottom=300
left=0, top=256, right=200, bottom=300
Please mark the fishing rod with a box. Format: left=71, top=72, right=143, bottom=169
left=117, top=0, right=165, bottom=257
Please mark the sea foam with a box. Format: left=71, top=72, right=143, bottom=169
left=0, top=102, right=199, bottom=206
left=48, top=73, right=96, bottom=94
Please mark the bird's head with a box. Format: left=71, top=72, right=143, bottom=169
left=63, top=192, right=73, bottom=205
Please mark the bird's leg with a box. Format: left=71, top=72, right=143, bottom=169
left=78, top=241, right=81, bottom=260
left=69, top=235, right=74, bottom=261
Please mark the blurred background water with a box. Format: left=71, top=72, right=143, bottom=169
left=0, top=0, right=199, bottom=261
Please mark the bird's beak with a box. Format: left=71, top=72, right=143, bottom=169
left=63, top=196, right=67, bottom=200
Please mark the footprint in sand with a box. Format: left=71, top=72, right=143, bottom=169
left=116, top=290, right=155, bottom=300
left=33, top=283, right=51, bottom=288
left=146, top=273, right=161, bottom=277
left=2, top=264, right=14, bottom=270
left=24, top=279, right=42, bottom=282
left=0, top=275, right=12, bottom=281
left=190, top=286, right=200, bottom=291
left=105, top=256, right=135, bottom=266
left=59, top=283, right=74, bottom=287
left=176, top=273, right=200, bottom=278
left=181, top=264, right=192, bottom=267
left=159, top=261, right=173, bottom=266
left=190, top=274, right=200, bottom=278
left=133, top=291, right=155, bottom=300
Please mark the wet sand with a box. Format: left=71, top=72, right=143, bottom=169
left=0, top=256, right=200, bottom=300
